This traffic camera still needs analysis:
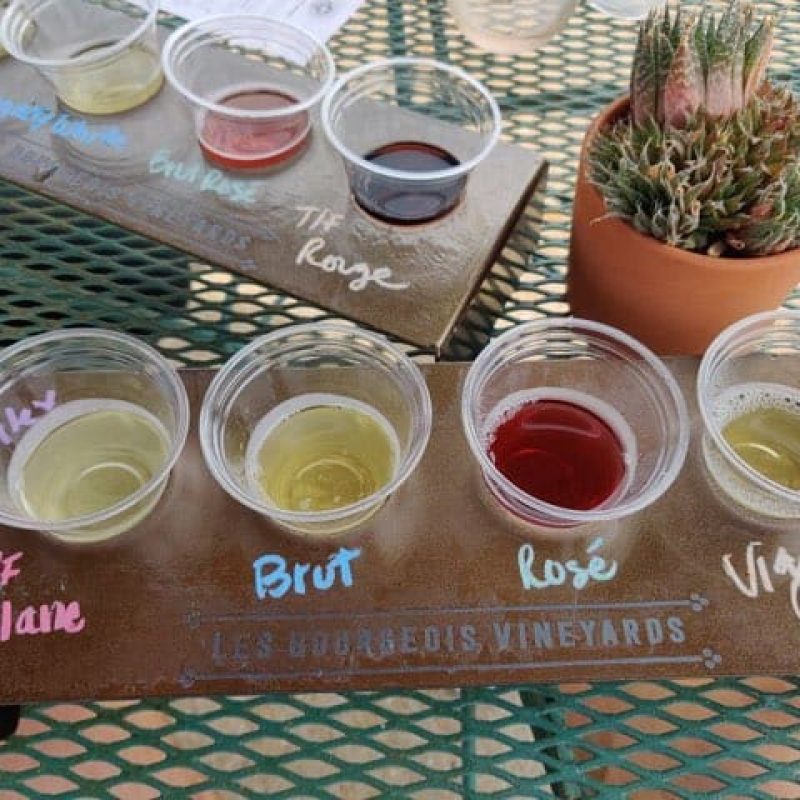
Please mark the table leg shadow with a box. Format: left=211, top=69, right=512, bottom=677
left=0, top=706, right=21, bottom=741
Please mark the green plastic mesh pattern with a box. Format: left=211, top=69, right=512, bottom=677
left=1, top=0, right=800, bottom=797
left=2, top=680, right=800, bottom=798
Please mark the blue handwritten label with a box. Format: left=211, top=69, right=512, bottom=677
left=0, top=96, right=127, bottom=149
left=253, top=547, right=362, bottom=600
left=518, top=537, right=618, bottom=591
left=149, top=149, right=258, bottom=206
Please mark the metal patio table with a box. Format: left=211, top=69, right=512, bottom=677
left=1, top=1, right=800, bottom=797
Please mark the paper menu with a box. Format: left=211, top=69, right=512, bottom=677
left=159, top=0, right=367, bottom=43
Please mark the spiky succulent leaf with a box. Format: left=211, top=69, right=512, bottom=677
left=704, top=1, right=743, bottom=116
left=633, top=11, right=666, bottom=124
left=727, top=164, right=800, bottom=254
left=743, top=16, right=775, bottom=102
left=663, top=24, right=703, bottom=127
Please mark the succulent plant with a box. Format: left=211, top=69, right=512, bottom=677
left=589, top=0, right=800, bottom=257
left=630, top=0, right=774, bottom=128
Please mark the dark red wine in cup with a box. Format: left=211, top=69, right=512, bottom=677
left=488, top=398, right=628, bottom=512
left=353, top=141, right=467, bottom=224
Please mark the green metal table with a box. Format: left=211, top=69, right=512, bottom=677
left=1, top=1, right=800, bottom=797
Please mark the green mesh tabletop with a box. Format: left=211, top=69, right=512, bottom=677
left=1, top=1, right=800, bottom=797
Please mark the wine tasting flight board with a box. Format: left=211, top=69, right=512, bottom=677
left=0, top=32, right=546, bottom=354
left=1, top=361, right=800, bottom=704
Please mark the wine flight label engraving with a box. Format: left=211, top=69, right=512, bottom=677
left=179, top=592, right=719, bottom=691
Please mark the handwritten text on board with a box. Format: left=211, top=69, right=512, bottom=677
left=8, top=140, right=267, bottom=264
left=0, top=96, right=127, bottom=149
left=0, top=552, right=85, bottom=642
left=253, top=547, right=362, bottom=600
left=723, top=540, right=800, bottom=621
left=518, top=538, right=618, bottom=591
left=149, top=149, right=259, bottom=206
left=294, top=206, right=411, bottom=293
left=0, top=390, right=56, bottom=446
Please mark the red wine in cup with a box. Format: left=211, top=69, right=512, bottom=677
left=488, top=396, right=628, bottom=511
left=353, top=141, right=466, bottom=224
left=200, top=88, right=310, bottom=170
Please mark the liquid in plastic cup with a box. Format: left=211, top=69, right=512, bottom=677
left=0, top=2, right=8, bottom=59
left=0, top=0, right=163, bottom=115
left=0, top=329, right=189, bottom=543
left=162, top=15, right=335, bottom=172
left=699, top=310, right=800, bottom=521
left=461, top=318, right=689, bottom=528
left=322, top=57, right=502, bottom=225
left=447, top=0, right=578, bottom=54
left=200, top=322, right=432, bottom=536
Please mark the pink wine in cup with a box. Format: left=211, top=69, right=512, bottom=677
left=200, top=87, right=310, bottom=170
left=487, top=390, right=631, bottom=511
left=353, top=141, right=467, bottom=224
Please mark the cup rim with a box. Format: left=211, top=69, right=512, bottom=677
left=697, top=309, right=800, bottom=504
left=0, top=328, right=190, bottom=533
left=162, top=13, right=336, bottom=120
left=321, top=56, right=503, bottom=183
left=585, top=0, right=653, bottom=20
left=199, top=321, right=433, bottom=526
left=461, top=317, right=690, bottom=524
left=0, top=0, right=160, bottom=69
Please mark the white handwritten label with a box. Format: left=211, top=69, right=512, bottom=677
left=294, top=206, right=411, bottom=293
left=518, top=538, right=618, bottom=591
left=0, top=551, right=86, bottom=642
left=0, top=390, right=56, bottom=446
left=296, top=205, right=343, bottom=233
left=253, top=547, right=362, bottom=600
left=723, top=540, right=800, bottom=621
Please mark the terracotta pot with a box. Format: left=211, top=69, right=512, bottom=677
left=567, top=96, right=800, bottom=355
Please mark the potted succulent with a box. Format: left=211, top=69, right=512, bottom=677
left=568, top=0, right=800, bottom=355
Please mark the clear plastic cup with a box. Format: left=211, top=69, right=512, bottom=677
left=162, top=15, right=335, bottom=172
left=200, top=322, right=432, bottom=536
left=447, top=0, right=578, bottom=54
left=0, top=329, right=189, bottom=543
left=461, top=318, right=689, bottom=528
left=322, top=57, right=502, bottom=225
left=699, top=310, right=800, bottom=520
left=0, top=0, right=163, bottom=115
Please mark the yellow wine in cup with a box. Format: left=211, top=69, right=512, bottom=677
left=246, top=394, right=399, bottom=513
left=718, top=384, right=800, bottom=492
left=9, top=399, right=170, bottom=528
left=56, top=44, right=163, bottom=115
